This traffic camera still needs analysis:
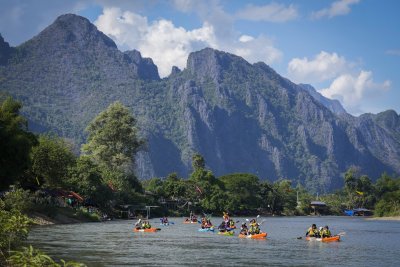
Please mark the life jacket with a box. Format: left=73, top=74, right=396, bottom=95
left=307, top=227, right=318, bottom=236
left=322, top=229, right=331, bottom=237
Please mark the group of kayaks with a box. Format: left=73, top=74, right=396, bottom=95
left=133, top=216, right=341, bottom=243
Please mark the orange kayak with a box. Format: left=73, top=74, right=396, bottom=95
left=306, top=235, right=340, bottom=242
left=133, top=228, right=160, bottom=232
left=238, top=232, right=267, bottom=239
left=183, top=220, right=198, bottom=224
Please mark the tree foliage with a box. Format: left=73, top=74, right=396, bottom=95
left=31, top=135, right=76, bottom=187
left=82, top=101, right=144, bottom=172
left=0, top=97, right=37, bottom=189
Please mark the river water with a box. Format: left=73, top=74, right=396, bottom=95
left=28, top=216, right=400, bottom=266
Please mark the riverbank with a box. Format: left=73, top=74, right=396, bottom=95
left=29, top=207, right=100, bottom=225
left=365, top=216, right=400, bottom=221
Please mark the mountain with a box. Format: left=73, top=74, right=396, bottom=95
left=298, top=83, right=347, bottom=115
left=1, top=14, right=399, bottom=192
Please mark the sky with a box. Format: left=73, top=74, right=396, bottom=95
left=0, top=0, right=399, bottom=115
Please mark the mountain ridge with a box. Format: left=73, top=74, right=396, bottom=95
left=0, top=14, right=399, bottom=192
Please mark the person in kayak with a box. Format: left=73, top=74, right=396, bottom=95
left=142, top=220, right=151, bottom=229
left=228, top=219, right=235, bottom=229
left=249, top=219, right=260, bottom=234
left=161, top=217, right=169, bottom=224
left=218, top=220, right=228, bottom=232
left=321, top=225, right=332, bottom=238
left=306, top=224, right=318, bottom=237
left=240, top=223, right=248, bottom=235
left=223, top=212, right=230, bottom=223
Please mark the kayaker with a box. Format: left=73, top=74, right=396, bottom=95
left=249, top=219, right=260, bottom=234
left=223, top=212, right=230, bottom=223
left=240, top=223, right=248, bottom=235
left=306, top=224, right=318, bottom=237
left=318, top=227, right=323, bottom=238
left=142, top=220, right=151, bottom=229
left=321, top=225, right=332, bottom=238
left=228, top=219, right=235, bottom=228
left=218, top=221, right=227, bottom=232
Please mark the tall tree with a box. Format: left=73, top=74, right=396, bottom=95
left=82, top=101, right=144, bottom=173
left=0, top=97, right=36, bottom=189
left=31, top=135, right=76, bottom=187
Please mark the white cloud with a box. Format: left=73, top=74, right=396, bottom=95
left=287, top=51, right=350, bottom=84
left=95, top=7, right=282, bottom=77
left=319, top=71, right=391, bottom=114
left=233, top=35, right=283, bottom=64
left=287, top=50, right=391, bottom=114
left=95, top=7, right=216, bottom=77
left=311, top=0, right=360, bottom=20
left=239, top=35, right=254, bottom=43
left=236, top=3, right=298, bottom=22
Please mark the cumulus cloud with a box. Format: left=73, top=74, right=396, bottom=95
left=287, top=50, right=391, bottom=114
left=236, top=3, right=298, bottom=22
left=95, top=7, right=216, bottom=77
left=311, top=0, right=360, bottom=20
left=319, top=71, right=391, bottom=113
left=95, top=6, right=282, bottom=77
left=287, top=51, right=350, bottom=84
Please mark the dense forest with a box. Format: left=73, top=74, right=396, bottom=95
left=1, top=96, right=399, bottom=265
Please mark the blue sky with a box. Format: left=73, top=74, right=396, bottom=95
left=0, top=0, right=399, bottom=115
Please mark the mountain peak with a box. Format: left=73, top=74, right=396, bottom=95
left=124, top=50, right=160, bottom=80
left=26, top=13, right=116, bottom=50
left=186, top=47, right=251, bottom=81
left=298, top=83, right=347, bottom=115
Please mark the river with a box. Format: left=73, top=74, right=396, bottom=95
left=28, top=216, right=400, bottom=266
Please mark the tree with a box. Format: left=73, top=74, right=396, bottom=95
left=260, top=179, right=297, bottom=215
left=192, top=153, right=205, bottom=171
left=219, top=173, right=261, bottom=211
left=67, top=156, right=113, bottom=209
left=31, top=135, right=76, bottom=187
left=82, top=102, right=144, bottom=173
left=163, top=173, right=186, bottom=199
left=188, top=154, right=225, bottom=213
left=0, top=97, right=37, bottom=189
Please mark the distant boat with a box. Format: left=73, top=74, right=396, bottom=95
left=344, top=208, right=373, bottom=216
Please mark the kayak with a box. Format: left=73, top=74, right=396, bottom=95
left=183, top=220, right=198, bottom=224
left=218, top=231, right=234, bottom=236
left=160, top=223, right=169, bottom=226
left=306, top=235, right=340, bottom=242
left=198, top=227, right=215, bottom=232
left=238, top=232, right=267, bottom=239
left=133, top=228, right=160, bottom=232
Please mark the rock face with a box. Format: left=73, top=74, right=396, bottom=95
left=0, top=14, right=399, bottom=192
left=0, top=34, right=14, bottom=65
left=298, top=83, right=347, bottom=115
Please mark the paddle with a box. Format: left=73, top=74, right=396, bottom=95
left=337, top=232, right=346, bottom=236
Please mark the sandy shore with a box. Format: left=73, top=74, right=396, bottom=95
left=365, top=216, right=400, bottom=221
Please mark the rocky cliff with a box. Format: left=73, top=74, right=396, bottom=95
left=0, top=14, right=399, bottom=192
